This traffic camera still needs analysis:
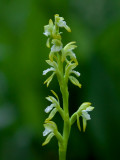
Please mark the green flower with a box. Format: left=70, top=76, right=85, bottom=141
left=42, top=121, right=63, bottom=146
left=81, top=106, right=94, bottom=132
left=43, top=19, right=54, bottom=37
left=43, top=67, right=56, bottom=87
left=43, top=123, right=54, bottom=136
left=69, top=76, right=81, bottom=88
left=70, top=103, right=94, bottom=132
left=51, top=39, right=63, bottom=52
left=45, top=95, right=59, bottom=121
left=61, top=42, right=77, bottom=63
left=55, top=14, right=71, bottom=32
left=43, top=60, right=59, bottom=87
left=44, top=90, right=64, bottom=121
left=64, top=61, right=81, bottom=88
left=42, top=121, right=57, bottom=146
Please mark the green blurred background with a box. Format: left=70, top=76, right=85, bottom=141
left=0, top=0, right=120, bottom=160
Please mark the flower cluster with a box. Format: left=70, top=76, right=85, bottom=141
left=42, top=14, right=94, bottom=148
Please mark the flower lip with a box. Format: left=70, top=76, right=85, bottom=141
left=45, top=104, right=55, bottom=113
left=43, top=128, right=52, bottom=136
left=43, top=32, right=49, bottom=36
left=71, top=70, right=80, bottom=77
left=82, top=110, right=91, bottom=120
left=43, top=67, right=55, bottom=75
left=82, top=106, right=94, bottom=120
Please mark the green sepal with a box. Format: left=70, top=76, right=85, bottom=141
left=65, top=63, right=77, bottom=76
left=46, top=38, right=50, bottom=48
left=64, top=42, right=77, bottom=51
left=45, top=108, right=58, bottom=121
left=44, top=72, right=55, bottom=87
left=64, top=25, right=71, bottom=32
left=42, top=132, right=54, bottom=146
left=46, top=95, right=59, bottom=109
left=44, top=121, right=57, bottom=131
left=64, top=62, right=78, bottom=83
left=69, top=76, right=81, bottom=88
left=51, top=90, right=59, bottom=100
left=77, top=102, right=92, bottom=114
left=49, top=19, right=53, bottom=26
left=62, top=42, right=77, bottom=62
left=52, top=39, right=62, bottom=46
left=65, top=62, right=77, bottom=71
left=48, top=96, right=59, bottom=105
left=46, top=60, right=58, bottom=69
left=83, top=117, right=87, bottom=132
left=68, top=51, right=78, bottom=63
left=77, top=114, right=81, bottom=131
left=49, top=51, right=54, bottom=61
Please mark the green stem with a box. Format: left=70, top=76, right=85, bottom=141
left=59, top=143, right=66, bottom=160
left=57, top=53, right=71, bottom=160
left=61, top=82, right=70, bottom=160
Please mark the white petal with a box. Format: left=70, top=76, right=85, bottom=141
left=82, top=110, right=91, bottom=120
left=43, top=67, right=55, bottom=75
left=45, top=104, right=55, bottom=113
left=43, top=128, right=52, bottom=136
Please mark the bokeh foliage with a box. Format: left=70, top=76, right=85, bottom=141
left=0, top=0, right=120, bottom=160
